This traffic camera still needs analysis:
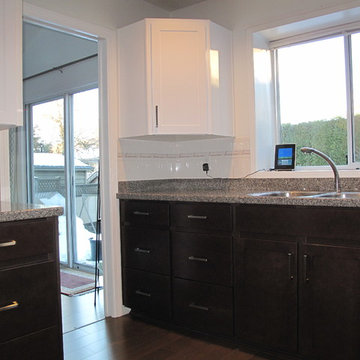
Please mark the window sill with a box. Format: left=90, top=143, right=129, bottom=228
left=250, top=168, right=360, bottom=179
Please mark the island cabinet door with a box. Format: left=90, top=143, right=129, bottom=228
left=234, top=237, right=298, bottom=353
left=299, top=244, right=360, bottom=360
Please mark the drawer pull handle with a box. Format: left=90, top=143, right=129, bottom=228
left=0, top=301, right=19, bottom=312
left=189, top=303, right=209, bottom=311
left=133, top=211, right=150, bottom=216
left=288, top=252, right=294, bottom=280
left=135, top=290, right=151, bottom=297
left=304, top=254, right=309, bottom=282
left=188, top=256, right=208, bottom=263
left=187, top=215, right=207, bottom=220
left=134, top=247, right=151, bottom=254
left=0, top=240, right=16, bottom=248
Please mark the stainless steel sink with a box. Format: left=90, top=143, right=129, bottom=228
left=248, top=191, right=324, bottom=198
left=314, top=192, right=360, bottom=199
left=248, top=190, right=360, bottom=199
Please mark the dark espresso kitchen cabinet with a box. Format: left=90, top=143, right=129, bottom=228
left=234, top=236, right=298, bottom=353
left=0, top=216, right=63, bottom=359
left=120, top=200, right=233, bottom=337
left=235, top=204, right=360, bottom=360
left=120, top=200, right=171, bottom=321
left=120, top=199, right=360, bottom=360
left=171, top=202, right=233, bottom=337
left=299, top=244, right=360, bottom=360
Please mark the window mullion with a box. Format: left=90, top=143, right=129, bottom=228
left=344, top=33, right=355, bottom=164
left=26, top=104, right=34, bottom=204
left=64, top=93, right=75, bottom=268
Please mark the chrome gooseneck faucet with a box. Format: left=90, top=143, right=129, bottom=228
left=300, top=147, right=341, bottom=193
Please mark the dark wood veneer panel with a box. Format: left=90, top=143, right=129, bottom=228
left=173, top=278, right=233, bottom=337
left=0, top=326, right=62, bottom=360
left=235, top=204, right=305, bottom=236
left=172, top=231, right=232, bottom=286
left=0, top=217, right=56, bottom=265
left=234, top=237, right=298, bottom=353
left=0, top=261, right=59, bottom=343
left=123, top=268, right=171, bottom=321
left=304, top=207, right=360, bottom=242
left=171, top=202, right=232, bottom=232
left=122, top=227, right=170, bottom=275
left=300, top=244, right=360, bottom=360
left=121, top=200, right=169, bottom=227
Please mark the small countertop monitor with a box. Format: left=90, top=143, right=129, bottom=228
left=274, top=144, right=296, bottom=170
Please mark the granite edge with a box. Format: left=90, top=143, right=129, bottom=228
left=0, top=206, right=64, bottom=223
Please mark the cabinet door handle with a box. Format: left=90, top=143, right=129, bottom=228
left=189, top=302, right=209, bottom=311
left=187, top=215, right=207, bottom=220
left=188, top=255, right=208, bottom=263
left=0, top=301, right=19, bottom=312
left=288, top=252, right=294, bottom=280
left=133, top=211, right=150, bottom=216
left=134, top=247, right=151, bottom=255
left=135, top=290, right=151, bottom=297
left=303, top=254, right=309, bottom=282
left=0, top=240, right=16, bottom=248
left=155, top=105, right=159, bottom=128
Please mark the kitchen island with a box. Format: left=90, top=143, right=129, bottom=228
left=117, top=178, right=360, bottom=360
left=0, top=202, right=64, bottom=360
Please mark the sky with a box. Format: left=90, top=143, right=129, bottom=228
left=277, top=34, right=360, bottom=125
left=32, top=88, right=99, bottom=159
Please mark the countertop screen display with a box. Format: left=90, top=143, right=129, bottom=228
left=275, top=144, right=296, bottom=170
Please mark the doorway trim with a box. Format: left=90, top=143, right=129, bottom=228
left=23, top=3, right=123, bottom=318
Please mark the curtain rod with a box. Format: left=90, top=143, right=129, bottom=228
left=23, top=53, right=98, bottom=81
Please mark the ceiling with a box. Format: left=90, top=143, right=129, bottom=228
left=144, top=0, right=206, bottom=11
left=23, top=22, right=97, bottom=79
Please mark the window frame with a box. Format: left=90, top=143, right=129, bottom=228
left=271, top=27, right=360, bottom=170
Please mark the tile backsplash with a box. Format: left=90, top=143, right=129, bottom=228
left=117, top=137, right=251, bottom=180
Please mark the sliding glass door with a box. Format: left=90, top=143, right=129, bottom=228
left=73, top=89, right=99, bottom=266
left=29, top=89, right=99, bottom=269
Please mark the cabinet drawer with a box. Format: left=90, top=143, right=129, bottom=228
left=0, top=218, right=56, bottom=265
left=121, top=200, right=169, bottom=227
left=173, top=278, right=233, bottom=337
left=0, top=326, right=63, bottom=360
left=172, top=232, right=232, bottom=286
left=0, top=262, right=59, bottom=343
left=123, top=268, right=171, bottom=321
left=171, top=203, right=232, bottom=231
left=122, top=228, right=170, bottom=275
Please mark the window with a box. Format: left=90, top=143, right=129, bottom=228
left=273, top=30, right=360, bottom=167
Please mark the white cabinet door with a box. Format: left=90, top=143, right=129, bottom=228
left=0, top=0, right=23, bottom=130
left=150, top=20, right=208, bottom=135
left=118, top=18, right=233, bottom=139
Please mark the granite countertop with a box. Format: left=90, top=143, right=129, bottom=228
left=0, top=202, right=64, bottom=222
left=117, top=178, right=360, bottom=208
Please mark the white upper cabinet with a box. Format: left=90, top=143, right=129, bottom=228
left=0, top=0, right=23, bottom=130
left=118, top=18, right=233, bottom=139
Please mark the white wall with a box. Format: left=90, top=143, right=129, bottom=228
left=22, top=0, right=360, bottom=182
left=118, top=0, right=360, bottom=181
left=171, top=0, right=360, bottom=176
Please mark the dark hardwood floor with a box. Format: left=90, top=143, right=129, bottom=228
left=63, top=315, right=268, bottom=360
